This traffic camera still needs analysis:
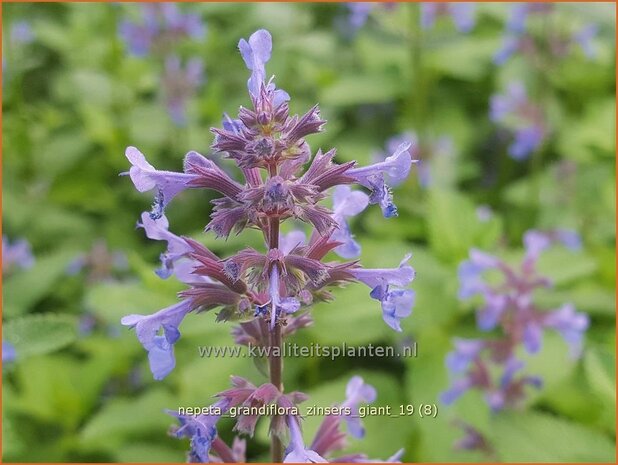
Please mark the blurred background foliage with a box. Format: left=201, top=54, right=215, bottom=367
left=2, top=2, right=616, bottom=462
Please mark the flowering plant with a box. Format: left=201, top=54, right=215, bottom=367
left=121, top=29, right=415, bottom=462
left=442, top=229, right=589, bottom=452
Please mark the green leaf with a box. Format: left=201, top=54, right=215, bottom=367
left=488, top=411, right=615, bottom=462
left=79, top=389, right=176, bottom=449
left=9, top=353, right=117, bottom=429
left=2, top=250, right=77, bottom=317
left=406, top=329, right=491, bottom=462
left=84, top=281, right=177, bottom=324
left=536, top=247, right=597, bottom=286
left=426, top=189, right=501, bottom=262
left=584, top=347, right=616, bottom=432
left=320, top=74, right=402, bottom=106
left=307, top=285, right=396, bottom=346
left=535, top=283, right=615, bottom=316
left=556, top=98, right=616, bottom=163
left=425, top=37, right=500, bottom=81
left=3, top=313, right=77, bottom=359
left=585, top=348, right=616, bottom=404
left=114, top=443, right=184, bottom=463
left=1, top=415, right=25, bottom=460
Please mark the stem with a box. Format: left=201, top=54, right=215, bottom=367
left=268, top=216, right=280, bottom=250
left=266, top=160, right=283, bottom=461
left=269, top=322, right=284, bottom=462
left=409, top=2, right=427, bottom=143
left=529, top=13, right=553, bottom=217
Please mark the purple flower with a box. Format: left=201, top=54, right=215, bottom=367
left=284, top=415, right=327, bottom=463
left=310, top=415, right=347, bottom=458
left=495, top=3, right=560, bottom=66
left=420, top=3, right=439, bottom=29
left=331, top=185, right=369, bottom=259
left=476, top=292, right=507, bottom=331
left=160, top=3, right=205, bottom=39
left=137, top=212, right=193, bottom=279
left=268, top=266, right=301, bottom=328
left=351, top=254, right=415, bottom=331
left=449, top=229, right=587, bottom=417
left=348, top=142, right=413, bottom=218
left=485, top=357, right=530, bottom=411
left=489, top=82, right=526, bottom=122
left=500, top=357, right=525, bottom=387
left=522, top=321, right=543, bottom=353
left=441, top=378, right=473, bottom=405
left=341, top=376, right=377, bottom=438
left=168, top=398, right=229, bottom=462
left=506, top=3, right=529, bottom=33
left=10, top=21, right=34, bottom=44
left=309, top=376, right=379, bottom=458
left=553, top=229, right=582, bottom=251
left=421, top=3, right=476, bottom=33
left=349, top=142, right=413, bottom=190
left=505, top=3, right=553, bottom=33
left=125, top=148, right=243, bottom=220
left=574, top=24, right=598, bottom=59
left=523, top=229, right=552, bottom=260
left=510, top=125, right=544, bottom=160
left=79, top=313, right=98, bottom=337
left=449, top=3, right=476, bottom=33
left=544, top=304, right=589, bottom=358
left=123, top=146, right=195, bottom=219
left=490, top=82, right=545, bottom=160
left=351, top=254, right=415, bottom=289
left=372, top=133, right=419, bottom=188
left=493, top=34, right=520, bottom=65
left=369, top=285, right=415, bottom=332
left=524, top=229, right=582, bottom=263
left=120, top=3, right=205, bottom=57
left=238, top=29, right=289, bottom=105
left=453, top=421, right=492, bottom=453
left=121, top=299, right=195, bottom=380
left=119, top=20, right=154, bottom=57
left=163, top=55, right=205, bottom=126
left=239, top=29, right=272, bottom=98
left=2, top=235, right=35, bottom=274
left=457, top=249, right=499, bottom=299
left=445, top=338, right=484, bottom=374
left=280, top=230, right=307, bottom=255
left=2, top=341, right=17, bottom=363
left=347, top=3, right=375, bottom=31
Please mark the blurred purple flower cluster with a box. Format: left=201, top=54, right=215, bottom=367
left=120, top=2, right=205, bottom=56
left=489, top=82, right=546, bottom=161
left=121, top=29, right=415, bottom=461
left=420, top=2, right=476, bottom=33
left=2, top=235, right=34, bottom=275
left=345, top=2, right=475, bottom=33
left=442, top=229, right=588, bottom=411
left=119, top=3, right=206, bottom=125
left=66, top=239, right=128, bottom=282
left=2, top=235, right=36, bottom=364
left=10, top=21, right=34, bottom=44
left=494, top=3, right=598, bottom=65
